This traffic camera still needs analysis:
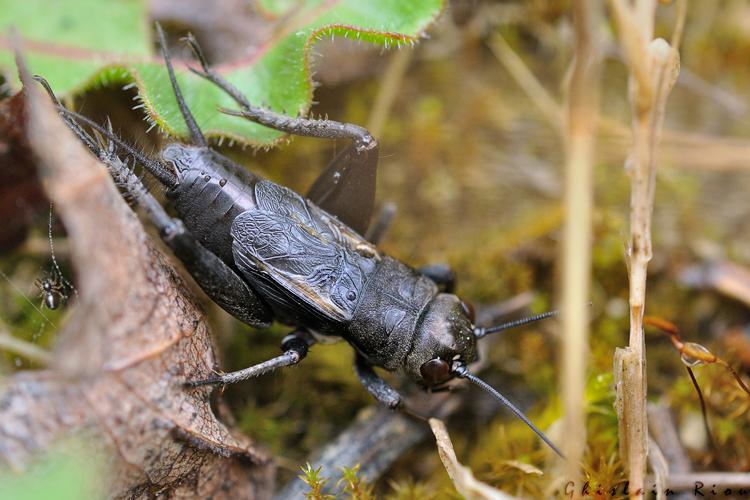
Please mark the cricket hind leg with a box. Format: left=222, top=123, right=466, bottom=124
left=34, top=76, right=179, bottom=189
left=183, top=34, right=375, bottom=150
left=101, top=148, right=273, bottom=328
left=183, top=34, right=379, bottom=235
left=186, top=329, right=316, bottom=387
left=46, top=107, right=274, bottom=328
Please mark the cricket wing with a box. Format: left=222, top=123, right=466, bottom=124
left=231, top=209, right=369, bottom=324
left=306, top=142, right=379, bottom=235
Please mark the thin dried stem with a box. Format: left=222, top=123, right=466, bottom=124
left=608, top=0, right=683, bottom=496
left=429, top=418, right=518, bottom=500
left=560, top=0, right=602, bottom=489
left=487, top=33, right=563, bottom=134
left=367, top=48, right=412, bottom=138
left=685, top=366, right=718, bottom=453
left=0, top=327, right=52, bottom=365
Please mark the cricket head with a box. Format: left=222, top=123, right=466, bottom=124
left=405, top=293, right=564, bottom=458
left=405, top=293, right=477, bottom=386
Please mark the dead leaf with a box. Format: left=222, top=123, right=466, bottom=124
left=679, top=261, right=750, bottom=307
left=497, top=460, right=544, bottom=476
left=429, top=418, right=518, bottom=500
left=0, top=92, right=46, bottom=253
left=0, top=56, right=273, bottom=497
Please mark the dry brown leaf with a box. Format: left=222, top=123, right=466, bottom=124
left=149, top=0, right=268, bottom=63
left=0, top=61, right=273, bottom=497
left=0, top=92, right=46, bottom=252
left=497, top=460, right=544, bottom=476
left=679, top=261, right=750, bottom=307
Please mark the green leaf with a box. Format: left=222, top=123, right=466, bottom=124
left=0, top=443, right=101, bottom=500
left=0, top=0, right=444, bottom=145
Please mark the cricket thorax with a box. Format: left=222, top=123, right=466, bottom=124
left=346, top=257, right=439, bottom=370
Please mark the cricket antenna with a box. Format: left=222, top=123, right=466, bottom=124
left=452, top=364, right=564, bottom=458
left=474, top=310, right=558, bottom=339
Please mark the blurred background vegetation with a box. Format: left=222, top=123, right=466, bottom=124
left=2, top=1, right=750, bottom=498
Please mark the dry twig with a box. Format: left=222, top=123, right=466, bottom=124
left=429, top=418, right=518, bottom=500
left=560, top=1, right=602, bottom=486
left=608, top=0, right=684, bottom=496
left=0, top=325, right=52, bottom=366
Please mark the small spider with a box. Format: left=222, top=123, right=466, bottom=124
left=35, top=205, right=76, bottom=310
left=35, top=270, right=71, bottom=310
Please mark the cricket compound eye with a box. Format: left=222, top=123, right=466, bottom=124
left=420, top=358, right=451, bottom=386
left=460, top=299, right=476, bottom=324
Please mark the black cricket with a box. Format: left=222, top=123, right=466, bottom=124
left=36, top=25, right=563, bottom=457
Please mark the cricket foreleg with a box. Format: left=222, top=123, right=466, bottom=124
left=186, top=329, right=315, bottom=388
left=354, top=354, right=403, bottom=409
left=419, top=263, right=456, bottom=293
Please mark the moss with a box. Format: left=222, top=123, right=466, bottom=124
left=3, top=2, right=750, bottom=493
left=300, top=463, right=335, bottom=500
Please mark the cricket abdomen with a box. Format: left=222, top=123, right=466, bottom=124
left=165, top=145, right=263, bottom=264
